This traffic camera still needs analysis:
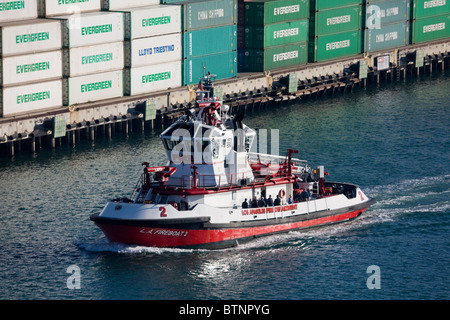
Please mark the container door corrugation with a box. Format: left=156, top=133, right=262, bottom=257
left=183, top=51, right=237, bottom=85
left=412, top=0, right=450, bottom=19
left=411, top=13, right=450, bottom=43
left=0, top=0, right=38, bottom=23
left=1, top=80, right=62, bottom=117
left=38, top=0, right=101, bottom=17
left=183, top=25, right=237, bottom=58
left=1, top=50, right=62, bottom=87
left=0, top=19, right=62, bottom=57
left=364, top=20, right=409, bottom=52
left=365, top=0, right=410, bottom=27
left=124, top=60, right=182, bottom=96
left=63, top=70, right=123, bottom=106
left=101, top=0, right=159, bottom=10
left=244, top=0, right=309, bottom=25
left=57, top=11, right=124, bottom=48
left=245, top=19, right=308, bottom=48
left=64, top=42, right=124, bottom=77
left=183, top=0, right=237, bottom=31
left=311, top=0, right=363, bottom=11
left=309, top=30, right=361, bottom=62
left=310, top=5, right=361, bottom=36
left=122, top=5, right=181, bottom=40
left=244, top=41, right=307, bottom=71
left=125, top=33, right=182, bottom=68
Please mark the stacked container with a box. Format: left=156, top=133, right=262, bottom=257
left=243, top=0, right=309, bottom=71
left=49, top=4, right=125, bottom=106
left=309, top=0, right=362, bottom=62
left=163, top=0, right=238, bottom=85
left=38, top=0, right=101, bottom=17
left=0, top=1, right=63, bottom=116
left=237, top=0, right=246, bottom=72
left=114, top=4, right=182, bottom=95
left=410, top=0, right=450, bottom=44
left=364, top=0, right=410, bottom=52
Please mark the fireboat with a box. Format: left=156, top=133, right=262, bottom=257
left=90, top=74, right=375, bottom=249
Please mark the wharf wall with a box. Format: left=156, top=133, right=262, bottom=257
left=0, top=39, right=449, bottom=157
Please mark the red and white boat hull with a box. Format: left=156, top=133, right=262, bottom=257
left=91, top=193, right=375, bottom=249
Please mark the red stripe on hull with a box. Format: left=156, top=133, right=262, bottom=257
left=96, top=208, right=367, bottom=248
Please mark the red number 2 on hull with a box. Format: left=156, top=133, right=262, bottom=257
left=159, top=207, right=167, bottom=217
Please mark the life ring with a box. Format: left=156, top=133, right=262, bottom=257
left=279, top=189, right=286, bottom=198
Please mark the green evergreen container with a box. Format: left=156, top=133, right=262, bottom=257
left=310, top=0, right=363, bottom=11
left=364, top=20, right=409, bottom=52
left=244, top=41, right=307, bottom=71
left=365, top=0, right=410, bottom=27
left=244, top=19, right=308, bottom=49
left=412, top=0, right=450, bottom=19
left=244, top=0, right=309, bottom=25
left=183, top=25, right=237, bottom=58
left=183, top=51, right=237, bottom=85
left=309, top=30, right=361, bottom=62
left=310, top=4, right=362, bottom=36
left=182, top=0, right=237, bottom=31
left=411, top=13, right=450, bottom=43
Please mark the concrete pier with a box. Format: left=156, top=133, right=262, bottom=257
left=1, top=41, right=449, bottom=157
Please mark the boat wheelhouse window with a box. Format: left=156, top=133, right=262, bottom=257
left=159, top=195, right=169, bottom=204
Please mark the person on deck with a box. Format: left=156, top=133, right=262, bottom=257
left=274, top=195, right=281, bottom=206
left=242, top=198, right=249, bottom=208
left=267, top=195, right=274, bottom=206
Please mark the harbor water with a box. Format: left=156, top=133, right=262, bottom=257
left=0, top=71, right=449, bottom=301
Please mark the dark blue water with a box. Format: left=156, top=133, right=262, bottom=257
left=0, top=72, right=449, bottom=301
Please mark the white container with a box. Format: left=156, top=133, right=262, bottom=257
left=63, top=69, right=122, bottom=105
left=0, top=19, right=62, bottom=57
left=125, top=33, right=181, bottom=67
left=124, top=60, right=181, bottom=96
left=121, top=5, right=181, bottom=40
left=55, top=11, right=123, bottom=48
left=101, top=0, right=159, bottom=10
left=38, top=0, right=101, bottom=17
left=1, top=50, right=62, bottom=87
left=0, top=0, right=38, bottom=23
left=1, top=79, right=62, bottom=116
left=63, top=41, right=123, bottom=77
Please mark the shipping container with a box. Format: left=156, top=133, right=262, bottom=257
left=245, top=19, right=308, bottom=49
left=63, top=69, right=122, bottom=105
left=244, top=41, right=307, bottom=71
left=125, top=33, right=181, bottom=67
left=364, top=20, right=409, bottom=52
left=244, top=0, right=309, bottom=25
left=124, top=60, right=182, bottom=95
left=183, top=51, right=237, bottom=85
left=120, top=5, right=181, bottom=40
left=183, top=24, right=236, bottom=58
left=0, top=79, right=62, bottom=116
left=0, top=0, right=37, bottom=23
left=182, top=0, right=237, bottom=31
left=310, top=5, right=361, bottom=36
left=101, top=0, right=159, bottom=10
left=310, top=0, right=363, bottom=11
left=411, top=13, right=450, bottom=43
left=309, top=30, right=361, bottom=62
left=412, top=0, right=450, bottom=19
left=38, top=0, right=101, bottom=17
left=54, top=11, right=123, bottom=48
left=0, top=19, right=61, bottom=57
left=63, top=41, right=124, bottom=77
left=1, top=50, right=62, bottom=86
left=365, top=0, right=410, bottom=28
